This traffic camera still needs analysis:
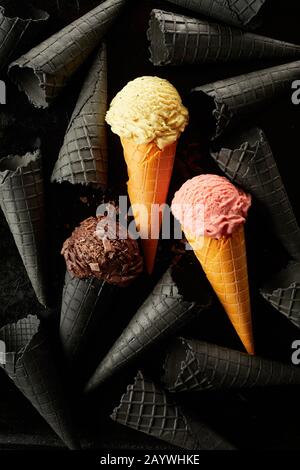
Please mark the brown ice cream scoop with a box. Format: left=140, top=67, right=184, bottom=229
left=61, top=216, right=143, bottom=287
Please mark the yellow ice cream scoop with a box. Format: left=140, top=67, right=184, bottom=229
left=106, top=76, right=188, bottom=150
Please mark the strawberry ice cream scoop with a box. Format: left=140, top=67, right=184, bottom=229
left=171, top=174, right=251, bottom=239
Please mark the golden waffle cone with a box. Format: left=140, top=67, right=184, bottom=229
left=185, top=226, right=254, bottom=354
left=121, top=138, right=177, bottom=274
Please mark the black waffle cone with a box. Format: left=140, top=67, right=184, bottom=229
left=60, top=271, right=116, bottom=365
left=0, top=150, right=48, bottom=305
left=8, top=0, right=126, bottom=108
left=0, top=2, right=49, bottom=71
left=164, top=0, right=266, bottom=29
left=261, top=261, right=300, bottom=329
left=163, top=337, right=300, bottom=392
left=51, top=43, right=108, bottom=188
left=0, top=316, right=79, bottom=449
left=192, top=60, right=300, bottom=138
left=211, top=127, right=300, bottom=260
left=148, top=9, right=300, bottom=66
left=111, top=371, right=235, bottom=450
left=85, top=267, right=209, bottom=392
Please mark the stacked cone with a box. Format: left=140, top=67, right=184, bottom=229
left=165, top=0, right=266, bottom=29
left=261, top=261, right=300, bottom=329
left=0, top=315, right=79, bottom=449
left=163, top=338, right=300, bottom=392
left=0, top=2, right=49, bottom=71
left=85, top=264, right=212, bottom=392
left=211, top=127, right=300, bottom=261
left=51, top=43, right=108, bottom=188
left=192, top=60, right=300, bottom=138
left=148, top=9, right=300, bottom=66
left=111, top=371, right=235, bottom=450
left=0, top=150, right=47, bottom=306
left=121, top=138, right=177, bottom=274
left=185, top=226, right=254, bottom=354
left=9, top=0, right=126, bottom=107
left=60, top=271, right=116, bottom=365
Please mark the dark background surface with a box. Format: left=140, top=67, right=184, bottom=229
left=1, top=0, right=300, bottom=450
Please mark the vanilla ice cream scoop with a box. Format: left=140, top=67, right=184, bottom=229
left=105, top=76, right=189, bottom=149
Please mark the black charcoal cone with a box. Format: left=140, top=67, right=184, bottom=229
left=0, top=1, right=49, bottom=71
left=163, top=337, right=300, bottom=392
left=9, top=0, right=126, bottom=108
left=51, top=43, right=108, bottom=188
left=85, top=263, right=212, bottom=392
left=60, top=271, right=116, bottom=366
left=211, top=127, right=300, bottom=260
left=165, top=0, right=266, bottom=29
left=191, top=60, right=300, bottom=138
left=261, top=261, right=300, bottom=329
left=0, top=316, right=80, bottom=449
left=0, top=150, right=48, bottom=306
left=111, top=371, right=235, bottom=450
left=148, top=9, right=300, bottom=66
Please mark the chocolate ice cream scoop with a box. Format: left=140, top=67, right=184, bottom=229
left=61, top=216, right=143, bottom=287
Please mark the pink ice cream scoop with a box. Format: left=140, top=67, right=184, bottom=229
left=171, top=174, right=251, bottom=239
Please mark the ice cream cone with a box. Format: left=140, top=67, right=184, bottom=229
left=0, top=2, right=49, bottom=71
left=60, top=271, right=116, bottom=365
left=192, top=60, right=300, bottom=138
left=9, top=0, right=126, bottom=108
left=121, top=138, right=177, bottom=273
left=163, top=338, right=300, bottom=392
left=172, top=175, right=254, bottom=354
left=148, top=9, right=300, bottom=66
left=261, top=261, right=300, bottom=329
left=0, top=150, right=48, bottom=306
left=51, top=43, right=108, bottom=188
left=212, top=128, right=300, bottom=261
left=111, top=371, right=235, bottom=450
left=185, top=226, right=254, bottom=354
left=106, top=77, right=188, bottom=273
left=0, top=316, right=79, bottom=449
left=85, top=262, right=213, bottom=392
left=164, top=0, right=266, bottom=29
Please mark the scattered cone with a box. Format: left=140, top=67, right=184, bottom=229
left=60, top=271, right=116, bottom=365
left=212, top=127, right=300, bottom=261
left=163, top=337, right=300, bottom=392
left=85, top=264, right=212, bottom=392
left=164, top=0, right=266, bottom=29
left=0, top=316, right=79, bottom=449
left=0, top=2, right=49, bottom=71
left=192, top=60, right=300, bottom=138
left=0, top=150, right=47, bottom=306
left=51, top=43, right=108, bottom=188
left=261, top=261, right=300, bottom=329
left=148, top=9, right=300, bottom=66
left=9, top=0, right=126, bottom=108
left=111, top=371, right=235, bottom=450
